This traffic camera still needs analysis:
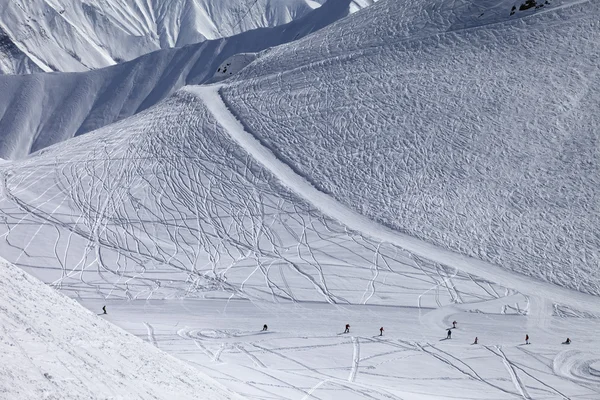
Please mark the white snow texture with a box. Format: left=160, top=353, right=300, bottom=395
left=0, top=0, right=599, bottom=399
left=0, top=257, right=239, bottom=400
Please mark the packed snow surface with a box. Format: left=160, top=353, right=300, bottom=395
left=0, top=257, right=238, bottom=400
left=0, top=0, right=598, bottom=398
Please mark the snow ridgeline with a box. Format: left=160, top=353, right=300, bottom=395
left=0, top=256, right=239, bottom=400
left=0, top=0, right=329, bottom=75
left=0, top=0, right=359, bottom=160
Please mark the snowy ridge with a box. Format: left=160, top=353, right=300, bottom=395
left=0, top=0, right=330, bottom=74
left=0, top=0, right=357, bottom=159
left=0, top=256, right=239, bottom=400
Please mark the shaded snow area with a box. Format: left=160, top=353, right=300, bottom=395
left=0, top=257, right=238, bottom=400
left=0, top=0, right=599, bottom=398
left=0, top=0, right=357, bottom=159
left=0, top=0, right=332, bottom=74
left=221, top=0, right=600, bottom=295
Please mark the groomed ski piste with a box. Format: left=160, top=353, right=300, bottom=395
left=1, top=0, right=600, bottom=399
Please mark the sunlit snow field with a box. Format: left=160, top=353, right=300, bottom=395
left=0, top=0, right=599, bottom=398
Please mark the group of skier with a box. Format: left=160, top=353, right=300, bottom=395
left=100, top=306, right=573, bottom=346
left=442, top=323, right=571, bottom=346
left=340, top=320, right=572, bottom=346
left=342, top=324, right=384, bottom=336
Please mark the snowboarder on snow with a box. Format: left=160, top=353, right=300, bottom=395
left=379, top=327, right=384, bottom=336
left=446, top=329, right=452, bottom=339
left=452, top=320, right=457, bottom=329
left=564, top=338, right=571, bottom=344
left=262, top=324, right=268, bottom=331
left=102, top=305, right=107, bottom=315
left=473, top=337, right=478, bottom=345
left=525, top=334, right=530, bottom=344
left=344, top=324, right=350, bottom=333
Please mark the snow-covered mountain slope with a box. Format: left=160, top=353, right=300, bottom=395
left=0, top=0, right=596, bottom=308
left=220, top=0, right=600, bottom=295
left=0, top=0, right=331, bottom=75
left=0, top=257, right=238, bottom=400
left=4, top=78, right=600, bottom=400
left=0, top=0, right=599, bottom=398
left=0, top=88, right=499, bottom=308
left=0, top=0, right=357, bottom=160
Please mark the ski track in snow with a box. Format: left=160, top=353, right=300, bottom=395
left=349, top=336, right=360, bottom=382
left=0, top=88, right=515, bottom=313
left=143, top=322, right=159, bottom=348
left=190, top=84, right=600, bottom=318
left=487, top=345, right=532, bottom=399
left=1, top=2, right=599, bottom=398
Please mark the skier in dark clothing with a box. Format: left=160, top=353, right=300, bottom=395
left=102, top=305, right=107, bottom=315
left=525, top=334, right=530, bottom=344
left=262, top=324, right=268, bottom=331
left=379, top=327, right=384, bottom=336
left=473, top=337, right=478, bottom=345
left=344, top=324, right=350, bottom=333
left=564, top=338, right=571, bottom=344
left=452, top=320, right=457, bottom=329
left=446, top=329, right=452, bottom=339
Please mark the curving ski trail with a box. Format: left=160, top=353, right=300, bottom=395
left=348, top=336, right=360, bottom=382
left=190, top=83, right=600, bottom=316
left=143, top=322, right=159, bottom=348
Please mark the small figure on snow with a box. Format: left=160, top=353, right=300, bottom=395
left=452, top=320, right=457, bottom=329
left=344, top=324, right=350, bottom=334
left=446, top=329, right=452, bottom=339
left=525, top=334, right=530, bottom=344
left=102, top=305, right=107, bottom=315
left=262, top=324, right=268, bottom=331
left=379, top=327, right=384, bottom=336
left=473, top=337, right=478, bottom=345
left=563, top=338, right=571, bottom=345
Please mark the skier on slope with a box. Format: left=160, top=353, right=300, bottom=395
left=563, top=338, right=571, bottom=345
left=262, top=324, right=268, bottom=331
left=102, top=305, right=107, bottom=315
left=452, top=320, right=457, bottom=329
left=344, top=324, right=350, bottom=334
left=446, top=329, right=452, bottom=339
left=525, top=334, right=530, bottom=344
left=379, top=327, right=384, bottom=336
left=473, top=337, right=478, bottom=345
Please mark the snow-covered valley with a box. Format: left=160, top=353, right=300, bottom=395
left=0, top=0, right=599, bottom=398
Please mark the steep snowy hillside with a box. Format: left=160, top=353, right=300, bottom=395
left=0, top=257, right=237, bottom=400
left=221, top=0, right=600, bottom=295
left=0, top=0, right=599, bottom=398
left=3, top=73, right=600, bottom=400
left=0, top=0, right=357, bottom=159
left=0, top=0, right=332, bottom=74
